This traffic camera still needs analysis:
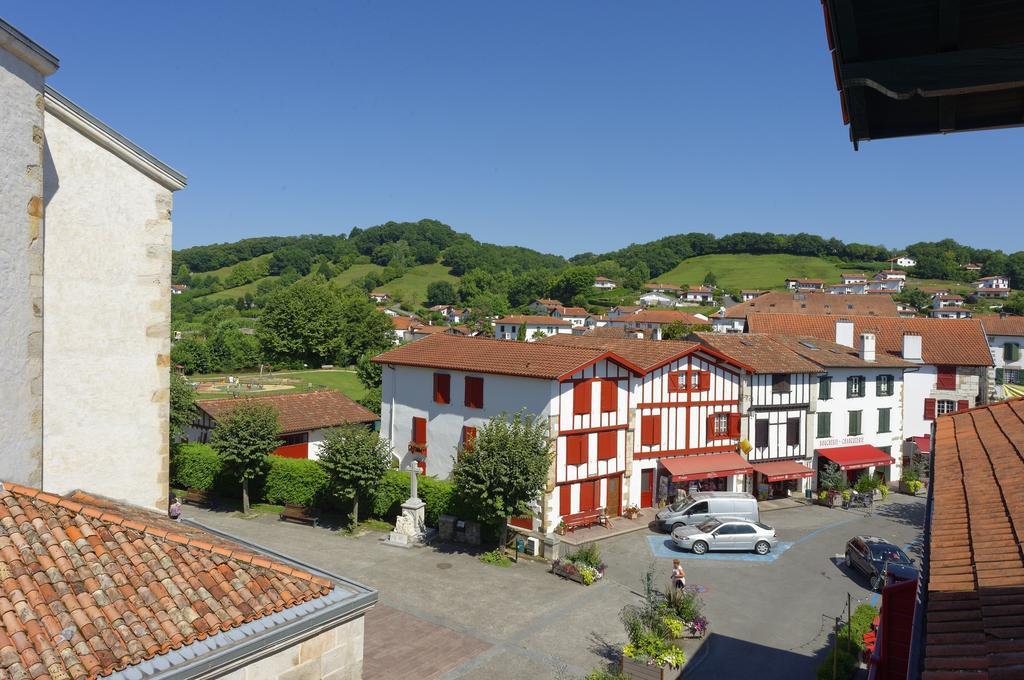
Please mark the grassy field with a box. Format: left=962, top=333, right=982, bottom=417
left=202, top=275, right=279, bottom=301
left=654, top=254, right=848, bottom=291
left=330, top=263, right=385, bottom=289
left=377, top=263, right=458, bottom=306
left=201, top=254, right=273, bottom=282
left=192, top=368, right=366, bottom=402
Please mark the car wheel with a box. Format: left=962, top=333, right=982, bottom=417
left=755, top=541, right=770, bottom=555
left=870, top=574, right=882, bottom=591
left=692, top=541, right=708, bottom=555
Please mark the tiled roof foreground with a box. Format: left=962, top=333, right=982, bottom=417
left=0, top=483, right=333, bottom=679
left=197, top=389, right=378, bottom=434
left=925, top=397, right=1024, bottom=678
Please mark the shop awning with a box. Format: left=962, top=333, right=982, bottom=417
left=660, top=453, right=753, bottom=482
left=751, top=460, right=815, bottom=482
left=910, top=436, right=931, bottom=453
left=818, top=445, right=895, bottom=471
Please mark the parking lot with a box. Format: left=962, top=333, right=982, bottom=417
left=185, top=494, right=925, bottom=680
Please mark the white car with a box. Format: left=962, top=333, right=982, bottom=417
left=671, top=517, right=779, bottom=555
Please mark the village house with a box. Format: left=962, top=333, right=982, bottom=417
left=638, top=290, right=676, bottom=307
left=893, top=256, right=916, bottom=268
left=929, top=294, right=971, bottom=319
left=785, top=278, right=825, bottom=291
left=593, top=275, right=617, bottom=290
left=408, top=322, right=468, bottom=342
left=527, top=298, right=565, bottom=315
left=369, top=289, right=390, bottom=303
left=492, top=315, right=572, bottom=341
left=829, top=282, right=868, bottom=295
left=867, top=273, right=905, bottom=294
left=895, top=302, right=918, bottom=318
left=683, top=285, right=715, bottom=304
left=741, top=290, right=768, bottom=302
left=390, top=314, right=416, bottom=342
left=428, top=304, right=467, bottom=324
left=608, top=309, right=708, bottom=340
left=711, top=292, right=898, bottom=334
left=644, top=282, right=684, bottom=295
left=607, top=304, right=643, bottom=319
left=877, top=269, right=907, bottom=281
left=171, top=283, right=189, bottom=294
left=960, top=262, right=982, bottom=272
left=747, top=314, right=991, bottom=461
left=841, top=273, right=868, bottom=284
left=188, top=390, right=379, bottom=460
left=981, top=315, right=1024, bottom=394
left=975, top=274, right=1011, bottom=298
left=552, top=305, right=589, bottom=327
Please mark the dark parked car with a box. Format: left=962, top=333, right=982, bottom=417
left=844, top=536, right=916, bottom=590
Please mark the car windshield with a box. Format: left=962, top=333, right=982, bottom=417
left=697, top=519, right=721, bottom=533
left=754, top=522, right=773, bottom=532
left=870, top=545, right=910, bottom=563
left=668, top=495, right=694, bottom=512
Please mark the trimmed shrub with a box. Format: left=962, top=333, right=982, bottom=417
left=370, top=470, right=458, bottom=527
left=419, top=476, right=456, bottom=527
left=171, top=443, right=223, bottom=491
left=371, top=470, right=409, bottom=519
left=263, top=457, right=329, bottom=507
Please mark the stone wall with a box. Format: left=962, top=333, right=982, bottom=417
left=0, top=39, right=49, bottom=487
left=41, top=106, right=174, bottom=510
left=220, top=615, right=364, bottom=680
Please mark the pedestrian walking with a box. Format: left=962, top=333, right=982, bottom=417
left=672, top=559, right=686, bottom=590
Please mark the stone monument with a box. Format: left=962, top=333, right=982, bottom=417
left=386, top=461, right=435, bottom=547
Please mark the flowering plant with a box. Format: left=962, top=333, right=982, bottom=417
left=689, top=615, right=708, bottom=637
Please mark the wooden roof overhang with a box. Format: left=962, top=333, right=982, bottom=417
left=821, top=0, right=1024, bottom=148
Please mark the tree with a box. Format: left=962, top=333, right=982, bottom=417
left=173, top=264, right=192, bottom=286
left=895, top=287, right=931, bottom=313
left=258, top=280, right=345, bottom=366
left=356, top=350, right=383, bottom=392
left=661, top=321, right=711, bottom=340
left=337, top=294, right=396, bottom=365
left=426, top=280, right=456, bottom=307
left=209, top=401, right=281, bottom=513
left=1003, top=292, right=1024, bottom=316
left=702, top=271, right=717, bottom=287
left=452, top=411, right=552, bottom=547
left=623, top=262, right=650, bottom=290
left=358, top=385, right=382, bottom=416
left=317, top=424, right=393, bottom=523
left=516, top=322, right=527, bottom=342
left=169, top=371, right=196, bottom=450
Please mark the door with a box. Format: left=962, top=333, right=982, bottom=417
left=709, top=524, right=732, bottom=550
left=732, top=524, right=758, bottom=551
left=640, top=470, right=654, bottom=508
left=607, top=475, right=622, bottom=516
left=685, top=501, right=710, bottom=525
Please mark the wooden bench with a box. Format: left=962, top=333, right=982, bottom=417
left=280, top=504, right=319, bottom=527
left=561, top=508, right=608, bottom=532
left=183, top=488, right=215, bottom=508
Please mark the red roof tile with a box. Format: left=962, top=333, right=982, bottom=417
left=494, top=315, right=572, bottom=326
left=539, top=334, right=753, bottom=373
left=981, top=316, right=1024, bottom=337
left=0, top=483, right=333, bottom=680
left=197, top=390, right=378, bottom=433
left=720, top=292, right=898, bottom=319
left=556, top=306, right=588, bottom=317
left=747, top=314, right=992, bottom=366
left=690, top=333, right=826, bottom=373
left=625, top=310, right=707, bottom=325
left=924, top=397, right=1024, bottom=677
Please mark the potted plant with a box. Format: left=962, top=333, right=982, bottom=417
left=552, top=543, right=606, bottom=585
left=899, top=462, right=926, bottom=496
left=618, top=571, right=691, bottom=680
left=817, top=462, right=848, bottom=507
left=555, top=520, right=567, bottom=535
left=624, top=505, right=641, bottom=520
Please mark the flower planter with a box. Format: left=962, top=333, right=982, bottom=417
left=551, top=559, right=604, bottom=585
left=899, top=481, right=923, bottom=496
left=620, top=655, right=683, bottom=680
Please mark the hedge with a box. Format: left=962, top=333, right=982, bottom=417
left=263, top=457, right=329, bottom=507
left=171, top=443, right=224, bottom=491
left=371, top=470, right=456, bottom=527
left=815, top=604, right=879, bottom=680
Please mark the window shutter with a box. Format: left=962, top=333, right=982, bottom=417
left=412, top=417, right=427, bottom=444
left=573, top=380, right=592, bottom=416
left=641, top=415, right=661, bottom=446
left=728, top=413, right=742, bottom=438
left=996, top=368, right=1005, bottom=384
left=1014, top=344, right=1022, bottom=362
left=786, top=417, right=800, bottom=446
left=936, top=367, right=956, bottom=390
left=597, top=431, right=617, bottom=460
left=667, top=371, right=682, bottom=394
left=567, top=434, right=589, bottom=465
left=755, top=419, right=769, bottom=448
left=433, top=373, right=451, bottom=404
left=462, top=426, right=477, bottom=451
left=600, top=379, right=617, bottom=413
left=846, top=379, right=854, bottom=398
left=465, top=377, right=484, bottom=408
left=924, top=398, right=936, bottom=421
left=698, top=371, right=711, bottom=391
left=819, top=377, right=831, bottom=400
left=560, top=484, right=572, bottom=516
left=706, top=414, right=717, bottom=439
left=817, top=412, right=830, bottom=438
left=957, top=399, right=969, bottom=412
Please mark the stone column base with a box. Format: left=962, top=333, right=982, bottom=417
left=385, top=498, right=435, bottom=548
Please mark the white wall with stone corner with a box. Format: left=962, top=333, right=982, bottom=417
left=0, top=21, right=58, bottom=488
left=217, top=616, right=365, bottom=680
left=41, top=90, right=184, bottom=511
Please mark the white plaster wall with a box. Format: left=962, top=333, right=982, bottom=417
left=380, top=365, right=554, bottom=478
left=990, top=335, right=1024, bottom=372
left=902, top=367, right=935, bottom=439
left=41, top=111, right=173, bottom=510
left=0, top=47, right=46, bottom=487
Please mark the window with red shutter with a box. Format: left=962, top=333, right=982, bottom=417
left=936, top=366, right=957, bottom=390
left=597, top=431, right=617, bottom=460
left=707, top=413, right=730, bottom=439
left=560, top=484, right=572, bottom=515
left=728, top=413, right=742, bottom=438
left=412, top=417, right=427, bottom=444
left=666, top=371, right=682, bottom=394
left=573, top=380, right=592, bottom=416
left=600, top=380, right=617, bottom=413
left=566, top=434, right=588, bottom=465
left=464, top=377, right=484, bottom=408
left=433, top=373, right=451, bottom=404
left=641, top=414, right=662, bottom=446
left=924, top=398, right=936, bottom=420
left=462, top=425, right=477, bottom=451
left=697, top=371, right=711, bottom=391
left=956, top=399, right=969, bottom=412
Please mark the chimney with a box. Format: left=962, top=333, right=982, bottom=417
left=902, top=333, right=922, bottom=362
left=835, top=319, right=854, bottom=348
left=859, top=333, right=876, bottom=362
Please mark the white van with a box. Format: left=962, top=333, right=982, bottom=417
left=655, top=491, right=759, bottom=532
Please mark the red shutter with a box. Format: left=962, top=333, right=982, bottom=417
left=412, top=417, right=427, bottom=444
left=573, top=380, right=592, bottom=416
left=957, top=399, right=969, bottom=412
left=566, top=434, right=588, bottom=465
left=462, top=426, right=477, bottom=451
left=580, top=481, right=596, bottom=512
left=433, top=373, right=451, bottom=404
left=560, top=484, right=572, bottom=515
left=416, top=459, right=426, bottom=475
left=924, top=398, right=936, bottom=421
left=728, top=413, right=741, bottom=438
left=697, top=371, right=711, bottom=391
left=597, top=430, right=617, bottom=460
left=707, top=414, right=718, bottom=439
left=600, top=380, right=617, bottom=413
left=641, top=414, right=662, bottom=446
left=465, top=377, right=484, bottom=408
left=936, top=366, right=957, bottom=390
left=667, top=371, right=682, bottom=394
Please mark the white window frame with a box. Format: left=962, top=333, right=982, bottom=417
left=936, top=399, right=956, bottom=416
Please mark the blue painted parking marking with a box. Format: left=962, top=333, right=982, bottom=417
left=646, top=536, right=796, bottom=562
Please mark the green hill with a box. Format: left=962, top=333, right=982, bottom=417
left=376, top=263, right=458, bottom=306
left=654, top=254, right=846, bottom=290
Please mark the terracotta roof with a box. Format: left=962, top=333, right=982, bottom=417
left=594, top=276, right=615, bottom=282
left=494, top=315, right=572, bottom=327
left=538, top=334, right=752, bottom=373
left=795, top=279, right=824, bottom=285
left=611, top=305, right=642, bottom=313
left=373, top=333, right=641, bottom=379
left=981, top=316, right=1024, bottom=337
left=532, top=299, right=563, bottom=308
left=410, top=323, right=455, bottom=335
left=686, top=286, right=713, bottom=293
left=924, top=397, right=1024, bottom=678
left=586, top=326, right=653, bottom=339
left=690, top=333, right=823, bottom=373
left=391, top=316, right=415, bottom=330
left=0, top=483, right=337, bottom=680
left=556, top=306, right=588, bottom=317
left=977, top=275, right=1007, bottom=281
left=720, top=292, right=898, bottom=320
left=624, top=310, right=707, bottom=325
left=644, top=283, right=682, bottom=292
left=746, top=314, right=993, bottom=366
left=197, top=390, right=378, bottom=433
left=767, top=334, right=913, bottom=369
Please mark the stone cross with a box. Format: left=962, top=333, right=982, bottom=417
left=406, top=461, right=420, bottom=501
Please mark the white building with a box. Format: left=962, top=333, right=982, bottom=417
left=741, top=290, right=768, bottom=302
left=639, top=291, right=676, bottom=307
left=607, top=305, right=643, bottom=319
left=868, top=278, right=904, bottom=293
left=527, top=298, right=564, bottom=315
left=684, top=286, right=715, bottom=304
left=975, top=275, right=1011, bottom=299
left=1, top=20, right=185, bottom=511
left=608, top=309, right=708, bottom=340
left=593, top=276, right=617, bottom=290
left=981, top=316, right=1024, bottom=395
left=930, top=295, right=971, bottom=319
left=841, top=273, right=868, bottom=284
left=552, top=305, right=589, bottom=327
left=429, top=304, right=466, bottom=324
left=493, top=315, right=573, bottom=341
left=878, top=270, right=908, bottom=281
left=830, top=283, right=868, bottom=295
left=894, top=256, right=916, bottom=268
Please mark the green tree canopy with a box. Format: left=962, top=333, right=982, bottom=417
left=426, top=280, right=457, bottom=307
left=169, top=371, right=196, bottom=450
left=258, top=280, right=345, bottom=366
left=209, top=400, right=281, bottom=513
left=316, top=424, right=393, bottom=522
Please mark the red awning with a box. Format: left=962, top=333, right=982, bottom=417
left=751, top=460, right=815, bottom=482
left=911, top=435, right=931, bottom=453
left=817, top=445, right=894, bottom=471
left=660, top=453, right=753, bottom=482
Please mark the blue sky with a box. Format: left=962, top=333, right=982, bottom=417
left=10, top=2, right=1022, bottom=254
